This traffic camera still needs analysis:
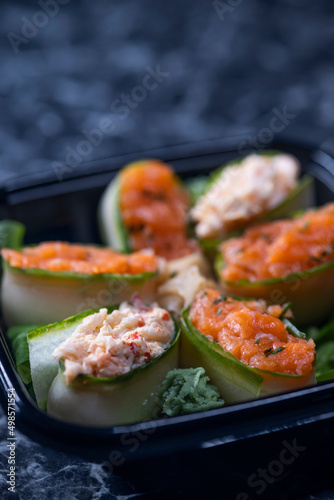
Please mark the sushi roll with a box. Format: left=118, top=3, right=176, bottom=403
left=98, top=159, right=210, bottom=276
left=216, top=203, right=334, bottom=326
left=1, top=241, right=163, bottom=326
left=180, top=288, right=315, bottom=403
left=28, top=298, right=180, bottom=426
left=190, top=151, right=314, bottom=250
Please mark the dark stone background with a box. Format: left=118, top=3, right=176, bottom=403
left=1, top=0, right=334, bottom=498
left=1, top=0, right=334, bottom=184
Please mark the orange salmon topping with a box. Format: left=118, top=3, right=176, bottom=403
left=1, top=242, right=158, bottom=275
left=119, top=160, right=198, bottom=260
left=189, top=288, right=315, bottom=375
left=220, top=203, right=334, bottom=282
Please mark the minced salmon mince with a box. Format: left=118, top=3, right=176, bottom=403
left=52, top=299, right=174, bottom=384
left=119, top=160, right=198, bottom=260
left=220, top=202, right=334, bottom=282
left=191, top=153, right=299, bottom=239
left=189, top=289, right=315, bottom=376
left=1, top=242, right=158, bottom=275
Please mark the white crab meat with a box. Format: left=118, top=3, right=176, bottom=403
left=52, top=301, right=174, bottom=384
left=191, top=153, right=299, bottom=239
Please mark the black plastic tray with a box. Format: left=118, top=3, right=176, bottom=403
left=1, top=135, right=334, bottom=462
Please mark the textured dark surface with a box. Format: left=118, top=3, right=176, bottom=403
left=1, top=0, right=334, bottom=498
left=1, top=0, right=334, bottom=184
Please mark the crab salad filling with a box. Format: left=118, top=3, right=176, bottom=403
left=52, top=299, right=174, bottom=385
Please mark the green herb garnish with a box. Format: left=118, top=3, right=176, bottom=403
left=321, top=244, right=334, bottom=257
left=217, top=309, right=222, bottom=315
left=283, top=318, right=307, bottom=339
left=265, top=347, right=286, bottom=357
left=278, top=302, right=293, bottom=320
left=309, top=256, right=322, bottom=263
left=254, top=339, right=260, bottom=345
left=213, top=296, right=226, bottom=305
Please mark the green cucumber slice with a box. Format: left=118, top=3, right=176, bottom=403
left=98, top=174, right=132, bottom=252
left=260, top=174, right=314, bottom=222
left=28, top=308, right=113, bottom=409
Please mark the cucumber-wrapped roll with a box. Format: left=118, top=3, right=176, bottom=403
left=1, top=241, right=162, bottom=326
left=180, top=288, right=315, bottom=404
left=190, top=151, right=314, bottom=250
left=216, top=203, right=334, bottom=326
left=99, top=159, right=201, bottom=261
left=27, top=299, right=180, bottom=426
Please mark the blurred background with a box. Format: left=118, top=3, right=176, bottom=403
left=1, top=0, right=334, bottom=185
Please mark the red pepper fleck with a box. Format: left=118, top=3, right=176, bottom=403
left=138, top=318, right=146, bottom=327
left=162, top=312, right=170, bottom=321
left=130, top=342, right=140, bottom=355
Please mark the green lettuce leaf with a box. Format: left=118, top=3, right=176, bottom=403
left=306, top=317, right=334, bottom=382
left=6, top=324, right=42, bottom=384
